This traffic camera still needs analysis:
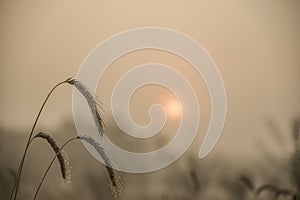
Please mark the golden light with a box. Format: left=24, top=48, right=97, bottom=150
left=166, top=99, right=181, bottom=118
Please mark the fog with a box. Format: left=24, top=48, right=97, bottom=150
left=0, top=0, right=299, bottom=199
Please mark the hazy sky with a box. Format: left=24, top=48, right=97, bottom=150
left=0, top=0, right=299, bottom=156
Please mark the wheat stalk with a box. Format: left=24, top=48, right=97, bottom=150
left=11, top=77, right=104, bottom=200
left=11, top=79, right=70, bottom=200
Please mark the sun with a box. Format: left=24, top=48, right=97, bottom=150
left=166, top=99, right=181, bottom=118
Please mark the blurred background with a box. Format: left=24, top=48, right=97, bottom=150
left=0, top=0, right=299, bottom=199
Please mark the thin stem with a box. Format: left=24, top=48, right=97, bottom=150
left=11, top=79, right=70, bottom=200
left=33, top=136, right=79, bottom=200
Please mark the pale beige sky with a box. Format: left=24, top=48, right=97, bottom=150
left=0, top=0, right=299, bottom=156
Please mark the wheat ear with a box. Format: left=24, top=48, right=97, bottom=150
left=66, top=79, right=104, bottom=136
left=32, top=132, right=68, bottom=179
left=79, top=135, right=122, bottom=197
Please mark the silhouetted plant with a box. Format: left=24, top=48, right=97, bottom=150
left=10, top=78, right=121, bottom=200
